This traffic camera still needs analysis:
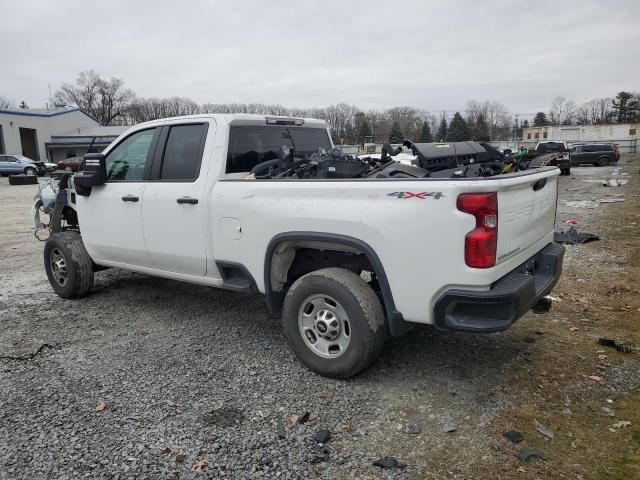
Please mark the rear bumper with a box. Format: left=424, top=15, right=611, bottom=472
left=434, top=242, right=565, bottom=333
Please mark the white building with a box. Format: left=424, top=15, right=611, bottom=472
left=522, top=123, right=639, bottom=142
left=0, top=105, right=127, bottom=162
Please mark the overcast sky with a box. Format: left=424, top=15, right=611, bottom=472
left=2, top=0, right=638, bottom=117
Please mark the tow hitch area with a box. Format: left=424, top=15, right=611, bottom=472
left=532, top=296, right=553, bottom=314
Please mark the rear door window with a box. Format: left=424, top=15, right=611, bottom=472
left=226, top=126, right=331, bottom=173
left=159, top=124, right=208, bottom=181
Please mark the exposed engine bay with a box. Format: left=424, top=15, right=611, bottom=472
left=249, top=140, right=536, bottom=180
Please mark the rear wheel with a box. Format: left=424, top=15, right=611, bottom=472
left=597, top=157, right=610, bottom=167
left=561, top=167, right=571, bottom=176
left=282, top=267, right=386, bottom=379
left=44, top=231, right=94, bottom=298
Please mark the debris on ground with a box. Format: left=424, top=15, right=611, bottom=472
left=309, top=445, right=330, bottom=464
left=612, top=421, right=632, bottom=429
left=554, top=226, right=600, bottom=245
left=517, top=449, right=545, bottom=461
left=565, top=200, right=600, bottom=209
left=589, top=375, right=603, bottom=382
left=535, top=420, right=555, bottom=439
left=565, top=218, right=580, bottom=225
left=405, top=424, right=422, bottom=434
left=314, top=428, right=331, bottom=445
left=598, top=338, right=636, bottom=354
left=191, top=458, right=208, bottom=472
left=443, top=424, right=457, bottom=433
left=175, top=454, right=187, bottom=464
left=503, top=431, right=524, bottom=443
left=95, top=402, right=107, bottom=412
left=372, top=457, right=407, bottom=469
left=277, top=415, right=286, bottom=439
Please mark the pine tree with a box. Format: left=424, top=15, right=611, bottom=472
left=418, top=121, right=433, bottom=142
left=612, top=91, right=639, bottom=123
left=436, top=118, right=447, bottom=142
left=389, top=121, right=403, bottom=143
left=533, top=112, right=548, bottom=127
left=355, top=113, right=372, bottom=145
left=471, top=113, right=490, bottom=141
left=445, top=112, right=470, bottom=142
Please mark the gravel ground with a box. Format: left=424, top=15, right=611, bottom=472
left=0, top=157, right=639, bottom=479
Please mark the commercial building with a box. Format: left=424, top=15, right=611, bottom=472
left=522, top=123, right=639, bottom=142
left=0, top=104, right=128, bottom=162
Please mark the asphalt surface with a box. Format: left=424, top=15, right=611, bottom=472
left=0, top=159, right=638, bottom=479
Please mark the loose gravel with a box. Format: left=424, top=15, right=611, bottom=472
left=1, top=159, right=638, bottom=479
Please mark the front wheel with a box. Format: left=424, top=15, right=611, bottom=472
left=24, top=167, right=37, bottom=176
left=282, top=268, right=386, bottom=379
left=64, top=166, right=73, bottom=172
left=44, top=231, right=94, bottom=298
left=561, top=167, right=571, bottom=176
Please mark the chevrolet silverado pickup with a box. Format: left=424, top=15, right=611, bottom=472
left=33, top=114, right=564, bottom=378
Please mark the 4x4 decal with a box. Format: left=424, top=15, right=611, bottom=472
left=387, top=192, right=443, bottom=200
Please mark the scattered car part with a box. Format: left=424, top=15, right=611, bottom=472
left=517, top=448, right=545, bottom=461
left=553, top=226, right=600, bottom=245
left=8, top=174, right=38, bottom=185
left=503, top=430, right=524, bottom=443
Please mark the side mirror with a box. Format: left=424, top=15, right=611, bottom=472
left=73, top=153, right=106, bottom=196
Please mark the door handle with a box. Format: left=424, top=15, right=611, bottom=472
left=122, top=195, right=139, bottom=202
left=177, top=197, right=199, bottom=205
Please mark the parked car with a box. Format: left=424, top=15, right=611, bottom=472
left=570, top=143, right=620, bottom=166
left=44, top=161, right=58, bottom=173
left=34, top=114, right=564, bottom=378
left=0, top=154, right=47, bottom=176
left=57, top=156, right=84, bottom=172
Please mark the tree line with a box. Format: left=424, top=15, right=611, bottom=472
left=2, top=71, right=638, bottom=143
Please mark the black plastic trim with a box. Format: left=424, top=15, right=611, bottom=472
left=434, top=242, right=565, bottom=333
left=264, top=232, right=411, bottom=336
left=216, top=261, right=259, bottom=295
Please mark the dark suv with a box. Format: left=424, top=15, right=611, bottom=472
left=570, top=143, right=620, bottom=166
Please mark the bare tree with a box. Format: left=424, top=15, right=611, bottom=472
left=549, top=97, right=566, bottom=125
left=0, top=95, right=14, bottom=109
left=56, top=70, right=134, bottom=125
left=576, top=103, right=591, bottom=125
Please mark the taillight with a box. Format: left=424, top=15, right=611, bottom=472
left=457, top=192, right=498, bottom=268
left=266, top=116, right=305, bottom=126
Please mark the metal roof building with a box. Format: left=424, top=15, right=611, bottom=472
left=0, top=105, right=127, bottom=162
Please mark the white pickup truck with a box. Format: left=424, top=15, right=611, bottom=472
left=34, top=114, right=564, bottom=378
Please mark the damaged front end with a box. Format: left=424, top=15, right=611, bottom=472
left=32, top=172, right=78, bottom=240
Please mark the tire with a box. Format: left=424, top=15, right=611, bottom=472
left=64, top=166, right=73, bottom=172
left=24, top=167, right=37, bottom=176
left=597, top=157, right=609, bottom=167
left=8, top=174, right=38, bottom=185
left=282, top=267, right=386, bottom=379
left=561, top=167, right=570, bottom=176
left=44, top=231, right=94, bottom=299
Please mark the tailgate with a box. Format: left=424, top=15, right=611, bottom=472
left=496, top=169, right=558, bottom=264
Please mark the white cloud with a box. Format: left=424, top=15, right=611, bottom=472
left=2, top=0, right=638, bottom=118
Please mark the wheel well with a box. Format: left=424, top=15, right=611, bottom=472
left=264, top=233, right=411, bottom=336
